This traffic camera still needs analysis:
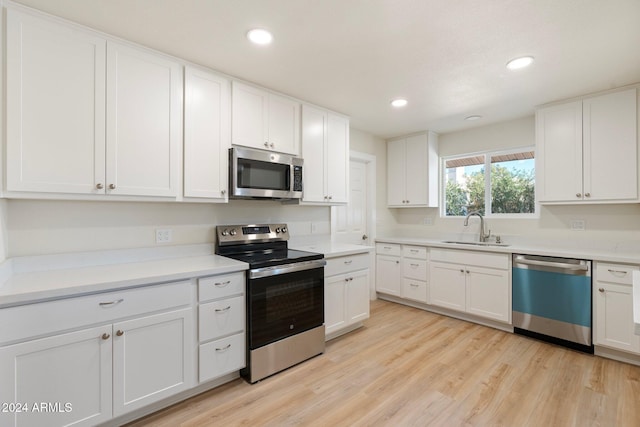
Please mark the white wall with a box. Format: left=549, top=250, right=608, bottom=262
left=6, top=199, right=330, bottom=257
left=385, top=115, right=640, bottom=245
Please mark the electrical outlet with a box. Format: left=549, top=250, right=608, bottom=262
left=423, top=217, right=433, bottom=226
left=156, top=229, right=172, bottom=243
left=570, top=220, right=585, bottom=231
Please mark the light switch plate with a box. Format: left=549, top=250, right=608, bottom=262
left=156, top=229, right=172, bottom=243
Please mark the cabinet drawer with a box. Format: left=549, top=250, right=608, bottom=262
left=199, top=296, right=245, bottom=342
left=199, top=332, right=245, bottom=382
left=403, top=259, right=428, bottom=281
left=325, top=253, right=370, bottom=277
left=376, top=243, right=401, bottom=257
left=403, top=245, right=428, bottom=260
left=0, top=281, right=192, bottom=344
left=198, top=272, right=245, bottom=302
left=402, top=279, right=428, bottom=303
left=596, top=263, right=638, bottom=285
left=430, top=248, right=509, bottom=270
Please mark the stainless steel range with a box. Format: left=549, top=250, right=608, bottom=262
left=215, top=223, right=326, bottom=383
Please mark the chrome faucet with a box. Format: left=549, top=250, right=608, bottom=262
left=464, top=211, right=491, bottom=242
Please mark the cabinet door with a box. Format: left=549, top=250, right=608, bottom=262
left=376, top=255, right=402, bottom=296
left=595, top=283, right=640, bottom=353
left=429, top=262, right=466, bottom=311
left=465, top=266, right=510, bottom=322
left=387, top=139, right=406, bottom=206
left=301, top=105, right=327, bottom=202
left=6, top=9, right=107, bottom=195
left=268, top=93, right=300, bottom=155
left=106, top=41, right=182, bottom=197
left=231, top=82, right=268, bottom=150
left=346, top=270, right=370, bottom=324
left=112, top=308, right=193, bottom=416
left=326, top=114, right=349, bottom=203
left=325, top=274, right=347, bottom=335
left=404, top=134, right=428, bottom=206
left=535, top=101, right=583, bottom=202
left=184, top=67, right=231, bottom=200
left=0, top=325, right=112, bottom=427
left=583, top=89, right=638, bottom=202
left=402, top=278, right=428, bottom=303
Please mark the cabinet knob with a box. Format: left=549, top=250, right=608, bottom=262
left=576, top=193, right=581, bottom=198
left=585, top=192, right=591, bottom=197
left=109, top=184, right=116, bottom=190
left=270, top=143, right=274, bottom=148
left=598, top=288, right=605, bottom=293
left=264, top=142, right=269, bottom=147
left=328, top=196, right=333, bottom=200
left=116, top=330, right=124, bottom=336
left=466, top=270, right=470, bottom=274
left=221, top=189, right=226, bottom=195
left=396, top=260, right=400, bottom=264
left=96, top=183, right=104, bottom=189
left=101, top=333, right=110, bottom=340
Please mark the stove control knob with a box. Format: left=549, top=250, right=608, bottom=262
left=281, top=227, right=287, bottom=233
left=275, top=228, right=281, bottom=233
left=229, top=229, right=237, bottom=236
left=221, top=229, right=228, bottom=236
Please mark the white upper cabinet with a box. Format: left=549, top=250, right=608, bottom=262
left=536, top=88, right=638, bottom=203
left=232, top=81, right=300, bottom=155
left=301, top=105, right=349, bottom=204
left=106, top=41, right=182, bottom=197
left=184, top=66, right=231, bottom=201
left=387, top=131, right=439, bottom=207
left=6, top=9, right=182, bottom=198
left=6, top=9, right=107, bottom=195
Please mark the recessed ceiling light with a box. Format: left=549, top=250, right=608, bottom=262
left=506, top=56, right=534, bottom=70
left=465, top=115, right=482, bottom=121
left=391, top=98, right=408, bottom=108
left=247, top=28, right=273, bottom=45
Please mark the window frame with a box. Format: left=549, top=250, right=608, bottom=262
left=440, top=146, right=538, bottom=219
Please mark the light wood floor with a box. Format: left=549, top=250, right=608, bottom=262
left=127, top=299, right=640, bottom=426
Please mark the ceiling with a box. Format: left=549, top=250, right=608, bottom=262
left=11, top=0, right=640, bottom=139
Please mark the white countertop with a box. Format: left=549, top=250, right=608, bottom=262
left=0, top=245, right=248, bottom=308
left=375, top=236, right=640, bottom=265
left=290, top=240, right=373, bottom=258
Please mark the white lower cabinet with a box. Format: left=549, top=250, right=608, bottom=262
left=324, top=252, right=371, bottom=338
left=429, top=249, right=510, bottom=323
left=375, top=244, right=402, bottom=297
left=594, top=263, right=640, bottom=354
left=0, top=282, right=194, bottom=427
left=197, top=272, right=246, bottom=382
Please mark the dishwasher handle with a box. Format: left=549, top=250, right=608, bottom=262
left=513, top=255, right=590, bottom=272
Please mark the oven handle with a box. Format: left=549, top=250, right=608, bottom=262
left=249, top=259, right=326, bottom=279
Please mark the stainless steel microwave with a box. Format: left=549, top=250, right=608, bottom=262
left=229, top=146, right=303, bottom=199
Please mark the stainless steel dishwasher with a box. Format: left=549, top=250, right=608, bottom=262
left=512, top=254, right=593, bottom=353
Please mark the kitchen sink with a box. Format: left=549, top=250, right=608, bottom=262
left=441, top=240, right=510, bottom=247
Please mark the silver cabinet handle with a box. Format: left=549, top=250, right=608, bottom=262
left=215, top=306, right=231, bottom=313
left=221, top=189, right=226, bottom=195
left=96, top=183, right=104, bottom=189
left=215, top=280, right=231, bottom=287
left=410, top=263, right=419, bottom=267
left=264, top=142, right=269, bottom=147
left=215, top=344, right=231, bottom=352
left=460, top=269, right=464, bottom=273
left=410, top=283, right=419, bottom=287
left=116, top=330, right=124, bottom=336
left=101, top=333, right=110, bottom=340
left=109, top=184, right=116, bottom=190
left=576, top=193, right=581, bottom=198
left=99, top=299, right=124, bottom=307
left=598, top=288, right=605, bottom=292
left=607, top=269, right=628, bottom=276
left=344, top=260, right=353, bottom=265
left=466, top=270, right=470, bottom=274
left=585, top=192, right=591, bottom=197
left=270, top=143, right=274, bottom=148
left=410, top=249, right=419, bottom=253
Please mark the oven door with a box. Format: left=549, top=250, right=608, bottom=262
left=248, top=260, right=325, bottom=349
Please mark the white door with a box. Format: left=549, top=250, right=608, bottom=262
left=387, top=139, right=406, bottom=206
left=346, top=270, right=371, bottom=323
left=429, top=262, right=466, bottom=311
left=112, top=308, right=192, bottom=416
left=326, top=114, right=349, bottom=203
left=332, top=152, right=375, bottom=245
left=595, top=283, right=640, bottom=353
left=375, top=255, right=402, bottom=296
left=106, top=41, right=182, bottom=197
left=267, top=93, right=300, bottom=155
left=465, top=266, right=510, bottom=322
left=0, top=325, right=112, bottom=427
left=231, top=82, right=268, bottom=150
left=404, top=134, right=428, bottom=206
left=6, top=9, right=107, bottom=195
left=301, top=105, right=327, bottom=203
left=325, top=275, right=347, bottom=335
left=184, top=66, right=231, bottom=200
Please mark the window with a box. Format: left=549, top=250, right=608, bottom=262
left=443, top=148, right=535, bottom=217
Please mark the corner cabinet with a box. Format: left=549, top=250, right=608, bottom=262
left=184, top=66, right=231, bottom=201
left=387, top=131, right=439, bottom=207
left=301, top=105, right=350, bottom=204
left=231, top=81, right=300, bottom=155
left=6, top=8, right=182, bottom=198
left=594, top=263, right=640, bottom=355
left=536, top=88, right=639, bottom=204
left=324, top=252, right=371, bottom=339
